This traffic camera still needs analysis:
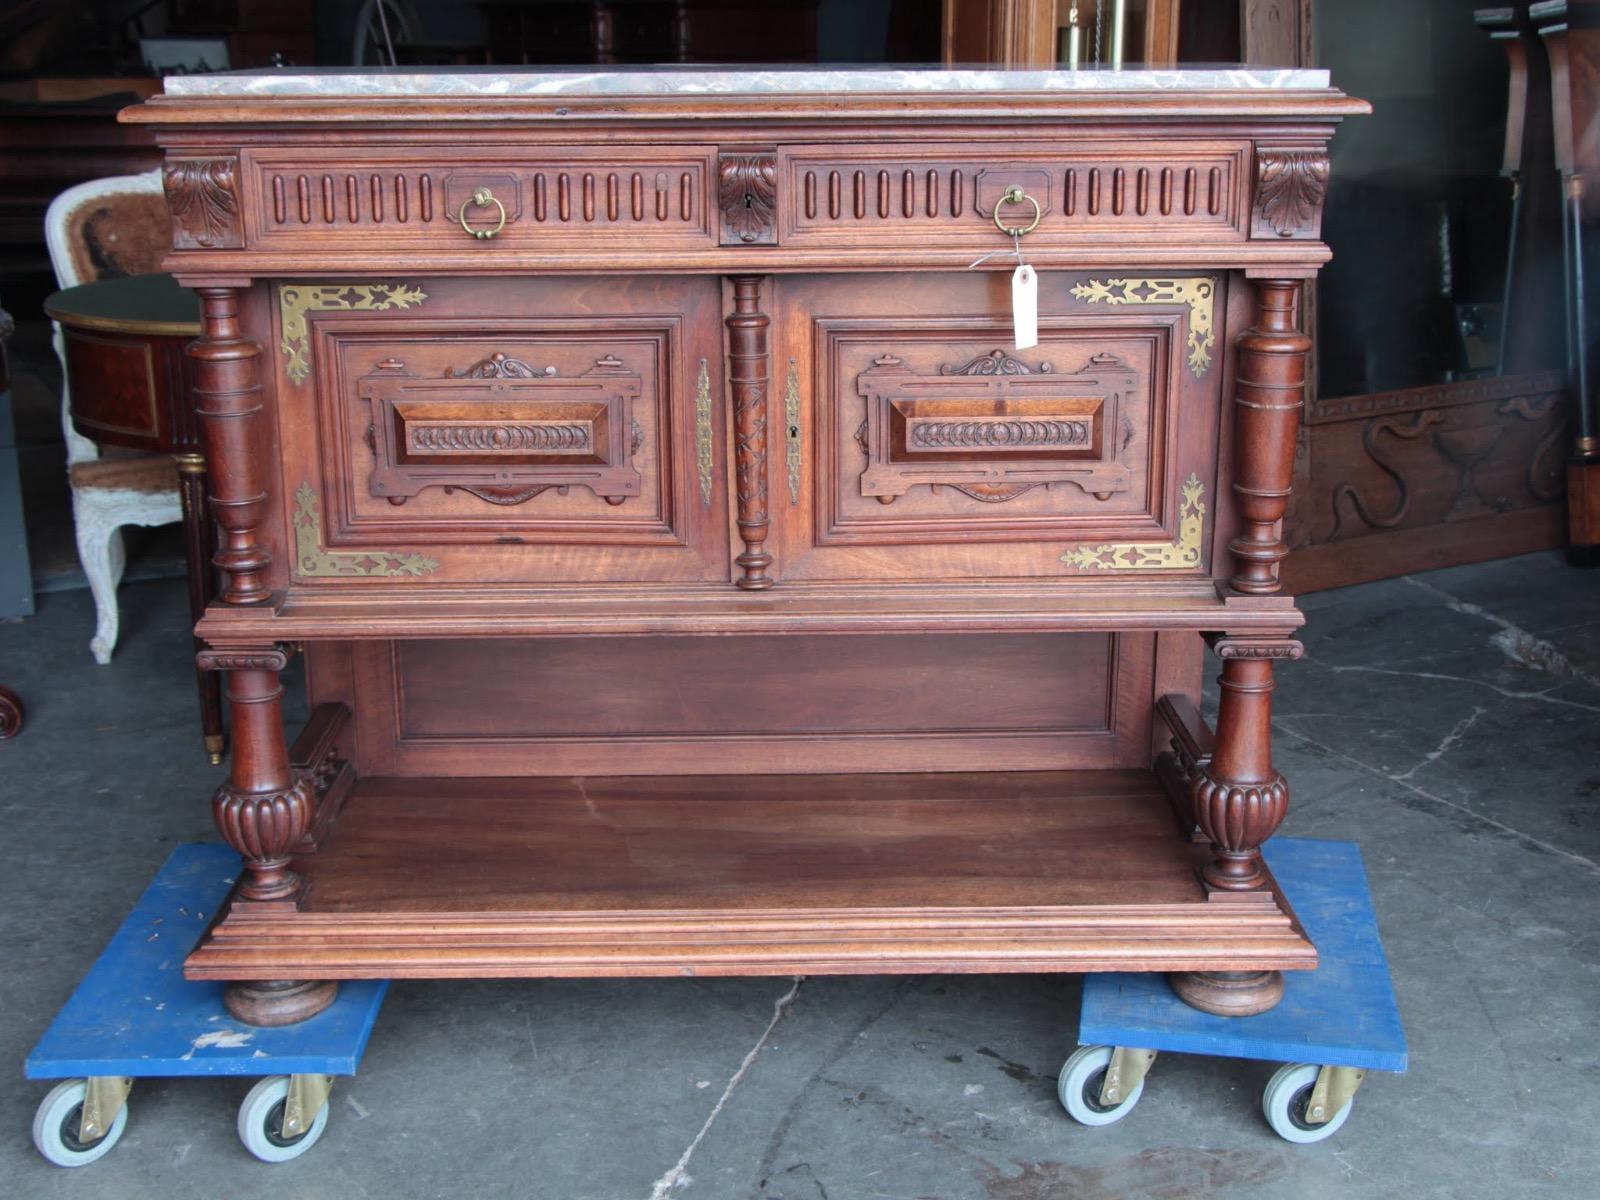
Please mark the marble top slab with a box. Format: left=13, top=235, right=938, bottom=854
left=163, top=66, right=1332, bottom=98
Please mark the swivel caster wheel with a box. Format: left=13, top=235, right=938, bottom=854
left=238, top=1075, right=331, bottom=1162
left=32, top=1079, right=128, bottom=1167
left=1057, top=1045, right=1152, bottom=1126
left=1262, top=1063, right=1357, bottom=1143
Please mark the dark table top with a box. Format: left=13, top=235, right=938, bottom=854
left=43, top=273, right=199, bottom=337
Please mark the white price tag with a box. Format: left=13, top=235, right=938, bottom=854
left=1012, top=264, right=1038, bottom=350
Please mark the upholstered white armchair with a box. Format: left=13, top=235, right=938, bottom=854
left=44, top=170, right=182, bottom=665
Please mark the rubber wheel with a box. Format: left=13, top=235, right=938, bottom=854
left=32, top=1080, right=127, bottom=1167
left=1058, top=1045, right=1144, bottom=1126
left=1262, top=1063, right=1353, bottom=1143
left=237, top=1076, right=329, bottom=1163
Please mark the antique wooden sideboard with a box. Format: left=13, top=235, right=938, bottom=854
left=123, top=67, right=1366, bottom=1026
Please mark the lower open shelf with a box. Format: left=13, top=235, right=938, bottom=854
left=186, top=771, right=1317, bottom=980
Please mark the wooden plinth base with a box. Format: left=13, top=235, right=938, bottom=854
left=224, top=978, right=339, bottom=1027
left=1169, top=968, right=1286, bottom=1016
left=186, top=772, right=1318, bottom=982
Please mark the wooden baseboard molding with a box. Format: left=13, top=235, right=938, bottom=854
left=1283, top=505, right=1565, bottom=593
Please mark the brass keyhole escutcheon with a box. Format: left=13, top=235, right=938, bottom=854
left=458, top=188, right=508, bottom=240
left=993, top=185, right=1042, bottom=237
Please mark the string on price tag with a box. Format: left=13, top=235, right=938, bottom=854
left=969, top=229, right=1038, bottom=350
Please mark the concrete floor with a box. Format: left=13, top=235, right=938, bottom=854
left=1, top=554, right=1597, bottom=1200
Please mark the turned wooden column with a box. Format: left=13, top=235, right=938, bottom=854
left=189, top=287, right=334, bottom=1027
left=1192, top=638, right=1299, bottom=891
left=1228, top=278, right=1308, bottom=595
left=174, top=451, right=225, bottom=763
left=1170, top=634, right=1303, bottom=1017
left=727, top=275, right=774, bottom=589
left=190, top=288, right=274, bottom=606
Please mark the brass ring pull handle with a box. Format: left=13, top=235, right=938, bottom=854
left=457, top=188, right=507, bottom=240
left=993, top=185, right=1042, bottom=237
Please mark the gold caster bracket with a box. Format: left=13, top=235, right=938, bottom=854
left=1305, top=1065, right=1366, bottom=1125
left=282, top=1073, right=334, bottom=1139
left=79, top=1076, right=132, bottom=1142
left=1098, top=1047, right=1157, bottom=1107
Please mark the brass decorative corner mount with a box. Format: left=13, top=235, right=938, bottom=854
left=1069, top=277, right=1216, bottom=378
left=278, top=283, right=428, bottom=386
left=1061, top=473, right=1206, bottom=571
left=293, top=482, right=439, bottom=578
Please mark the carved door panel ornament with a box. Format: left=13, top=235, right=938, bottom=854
left=359, top=353, right=644, bottom=507
left=854, top=348, right=1137, bottom=505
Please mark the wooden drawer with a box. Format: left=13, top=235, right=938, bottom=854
left=239, top=146, right=718, bottom=252
left=768, top=271, right=1232, bottom=582
left=779, top=141, right=1252, bottom=248
left=271, top=275, right=731, bottom=585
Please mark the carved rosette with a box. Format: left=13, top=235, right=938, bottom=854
left=1190, top=772, right=1290, bottom=891
left=213, top=777, right=315, bottom=901
left=719, top=152, right=778, bottom=245
left=1252, top=148, right=1330, bottom=240
left=163, top=158, right=244, bottom=249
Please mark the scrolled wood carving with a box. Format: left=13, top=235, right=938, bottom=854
left=719, top=152, right=778, bottom=245
left=939, top=349, right=1053, bottom=376
left=1252, top=148, right=1330, bottom=240
left=446, top=352, right=557, bottom=379
left=163, top=158, right=243, bottom=249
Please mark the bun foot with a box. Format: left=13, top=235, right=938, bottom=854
left=224, top=979, right=338, bottom=1027
left=1169, top=969, right=1284, bottom=1016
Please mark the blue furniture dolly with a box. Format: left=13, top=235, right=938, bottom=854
left=26, top=843, right=387, bottom=1165
left=1060, top=837, right=1408, bottom=1142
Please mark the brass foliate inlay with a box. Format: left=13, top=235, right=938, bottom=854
left=694, top=358, right=714, bottom=507
left=293, top=482, right=439, bottom=578
left=279, top=283, right=428, bottom=385
left=1069, top=277, right=1216, bottom=377
left=1061, top=474, right=1205, bottom=571
left=784, top=357, right=802, bottom=506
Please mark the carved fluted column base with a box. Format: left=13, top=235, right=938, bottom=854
left=1192, top=771, right=1289, bottom=891
left=224, top=978, right=339, bottom=1027
left=1169, top=969, right=1285, bottom=1017
left=213, top=776, right=315, bottom=902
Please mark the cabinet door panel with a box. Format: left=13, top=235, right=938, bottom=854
left=771, top=272, right=1228, bottom=582
left=273, top=276, right=730, bottom=584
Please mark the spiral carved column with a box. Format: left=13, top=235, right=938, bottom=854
left=727, top=275, right=773, bottom=589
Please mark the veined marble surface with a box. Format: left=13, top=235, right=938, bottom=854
left=164, top=66, right=1332, bottom=98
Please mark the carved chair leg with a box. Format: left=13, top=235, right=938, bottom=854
left=73, top=503, right=124, bottom=666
